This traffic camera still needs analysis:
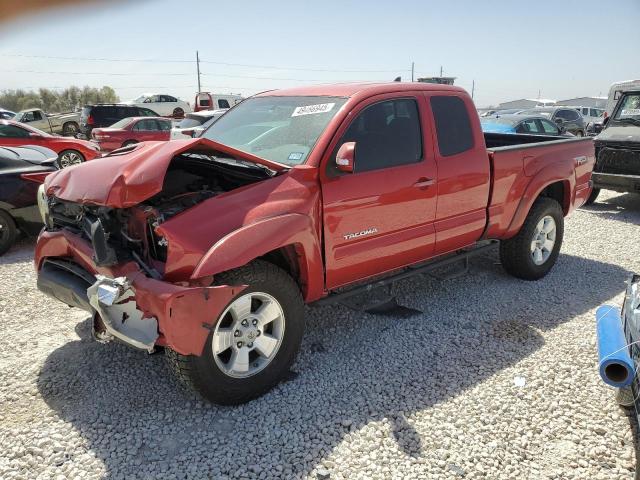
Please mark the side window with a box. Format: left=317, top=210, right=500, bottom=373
left=158, top=120, right=171, bottom=131
left=336, top=98, right=423, bottom=173
left=33, top=111, right=43, bottom=121
left=540, top=119, right=559, bottom=134
left=134, top=119, right=157, bottom=131
left=22, top=111, right=35, bottom=122
left=516, top=119, right=542, bottom=134
left=430, top=96, right=474, bottom=156
left=0, top=124, right=30, bottom=137
left=162, top=95, right=177, bottom=102
left=218, top=99, right=231, bottom=109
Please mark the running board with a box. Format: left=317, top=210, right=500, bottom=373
left=312, top=240, right=498, bottom=308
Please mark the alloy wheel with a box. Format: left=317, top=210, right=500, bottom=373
left=211, top=292, right=286, bottom=378
left=530, top=215, right=556, bottom=265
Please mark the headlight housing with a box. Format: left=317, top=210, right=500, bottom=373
left=37, top=184, right=51, bottom=226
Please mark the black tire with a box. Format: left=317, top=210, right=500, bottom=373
left=584, top=187, right=600, bottom=205
left=0, top=210, right=18, bottom=256
left=166, top=260, right=305, bottom=405
left=62, top=122, right=79, bottom=137
left=122, top=140, right=138, bottom=147
left=57, top=149, right=85, bottom=169
left=172, top=108, right=184, bottom=118
left=499, top=197, right=564, bottom=280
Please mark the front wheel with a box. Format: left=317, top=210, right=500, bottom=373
left=166, top=260, right=305, bottom=405
left=0, top=210, right=18, bottom=256
left=500, top=197, right=564, bottom=280
left=57, top=149, right=85, bottom=168
left=584, top=187, right=600, bottom=205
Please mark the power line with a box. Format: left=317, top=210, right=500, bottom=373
left=0, top=53, right=411, bottom=74
left=0, top=69, right=390, bottom=83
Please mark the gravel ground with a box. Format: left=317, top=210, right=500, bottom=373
left=0, top=189, right=639, bottom=480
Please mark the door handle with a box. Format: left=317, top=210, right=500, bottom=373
left=414, top=177, right=435, bottom=189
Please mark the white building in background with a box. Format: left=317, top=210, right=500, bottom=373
left=497, top=98, right=556, bottom=109
left=555, top=96, right=607, bottom=108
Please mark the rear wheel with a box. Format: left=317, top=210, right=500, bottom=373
left=0, top=210, right=17, bottom=256
left=172, top=107, right=185, bottom=118
left=500, top=197, right=564, bottom=280
left=166, top=260, right=305, bottom=405
left=57, top=149, right=85, bottom=168
left=584, top=187, right=600, bottom=205
left=62, top=122, right=79, bottom=137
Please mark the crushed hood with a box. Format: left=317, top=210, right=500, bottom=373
left=44, top=138, right=287, bottom=208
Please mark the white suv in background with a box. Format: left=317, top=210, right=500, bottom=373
left=170, top=109, right=227, bottom=139
left=575, top=106, right=604, bottom=124
left=124, top=93, right=192, bottom=118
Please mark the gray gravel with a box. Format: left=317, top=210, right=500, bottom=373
left=1, top=189, right=639, bottom=480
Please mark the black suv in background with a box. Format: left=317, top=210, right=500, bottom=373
left=587, top=90, right=640, bottom=204
left=517, top=107, right=586, bottom=137
left=78, top=104, right=159, bottom=139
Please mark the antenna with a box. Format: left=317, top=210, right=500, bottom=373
left=196, top=50, right=201, bottom=93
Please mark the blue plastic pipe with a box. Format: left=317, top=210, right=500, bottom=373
left=596, top=305, right=635, bottom=388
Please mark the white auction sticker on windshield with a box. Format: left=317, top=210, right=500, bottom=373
left=292, top=103, right=335, bottom=117
left=620, top=109, right=640, bottom=116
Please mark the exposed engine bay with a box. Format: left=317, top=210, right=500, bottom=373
left=45, top=153, right=275, bottom=274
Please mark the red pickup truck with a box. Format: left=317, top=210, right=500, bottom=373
left=35, top=83, right=594, bottom=404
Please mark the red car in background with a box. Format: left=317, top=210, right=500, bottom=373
left=91, top=117, right=172, bottom=152
left=0, top=120, right=100, bottom=168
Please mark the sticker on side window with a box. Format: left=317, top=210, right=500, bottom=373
left=620, top=109, right=640, bottom=117
left=291, top=103, right=335, bottom=117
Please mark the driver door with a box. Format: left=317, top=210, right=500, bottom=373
left=320, top=94, right=438, bottom=289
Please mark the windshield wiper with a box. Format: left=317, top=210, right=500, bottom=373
left=616, top=117, right=640, bottom=126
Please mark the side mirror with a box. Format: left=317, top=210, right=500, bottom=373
left=335, top=141, right=355, bottom=173
left=602, top=116, right=610, bottom=127
left=182, top=129, right=195, bottom=138
left=558, top=125, right=566, bottom=134
left=28, top=132, right=42, bottom=139
left=554, top=118, right=564, bottom=126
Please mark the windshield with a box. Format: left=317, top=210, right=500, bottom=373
left=108, top=118, right=134, bottom=129
left=613, top=93, right=640, bottom=123
left=177, top=117, right=207, bottom=128
left=201, top=95, right=348, bottom=166
left=133, top=95, right=147, bottom=103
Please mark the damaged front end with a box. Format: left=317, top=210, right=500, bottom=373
left=88, top=276, right=159, bottom=352
left=35, top=142, right=278, bottom=354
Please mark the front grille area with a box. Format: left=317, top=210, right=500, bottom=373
left=595, top=146, right=640, bottom=176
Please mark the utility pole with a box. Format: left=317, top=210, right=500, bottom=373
left=440, top=65, right=443, bottom=77
left=411, top=62, right=414, bottom=82
left=471, top=79, right=475, bottom=99
left=196, top=50, right=201, bottom=93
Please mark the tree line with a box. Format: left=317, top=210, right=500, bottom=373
left=0, top=86, right=119, bottom=113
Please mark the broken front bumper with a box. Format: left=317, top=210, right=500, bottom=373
left=35, top=230, right=246, bottom=356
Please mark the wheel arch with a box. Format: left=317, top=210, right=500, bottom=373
left=505, top=166, right=574, bottom=238
left=190, top=213, right=325, bottom=302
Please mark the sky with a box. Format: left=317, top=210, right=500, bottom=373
left=1, top=0, right=639, bottom=108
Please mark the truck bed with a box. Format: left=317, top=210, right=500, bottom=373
left=484, top=131, right=575, bottom=149
left=483, top=133, right=595, bottom=239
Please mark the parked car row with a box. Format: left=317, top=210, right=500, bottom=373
left=0, top=120, right=100, bottom=167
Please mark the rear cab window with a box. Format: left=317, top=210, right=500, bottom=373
left=430, top=96, right=474, bottom=156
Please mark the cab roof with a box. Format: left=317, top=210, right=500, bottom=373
left=254, top=82, right=466, bottom=98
